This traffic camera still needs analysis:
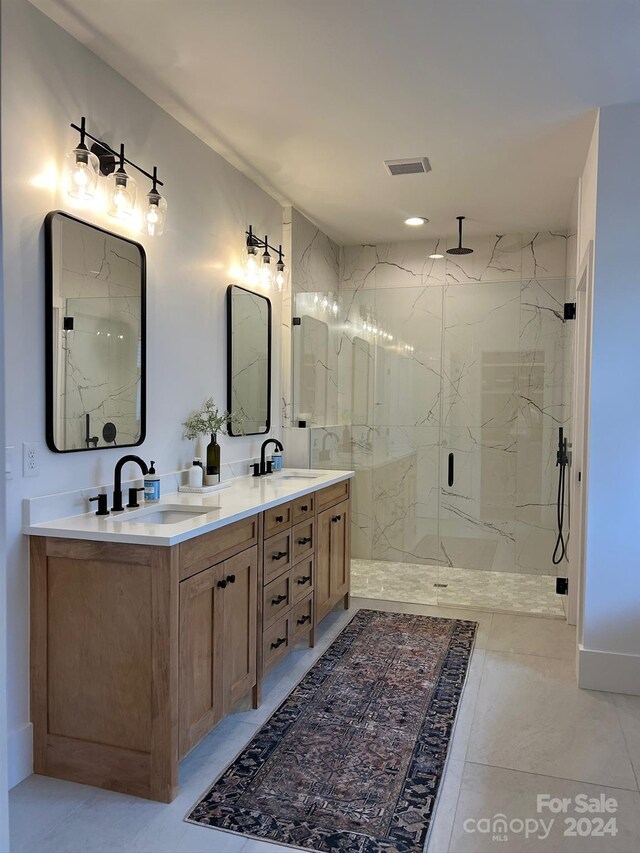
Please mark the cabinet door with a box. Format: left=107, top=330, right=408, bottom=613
left=329, top=499, right=350, bottom=602
left=315, top=507, right=333, bottom=624
left=179, top=565, right=224, bottom=758
left=222, top=548, right=257, bottom=711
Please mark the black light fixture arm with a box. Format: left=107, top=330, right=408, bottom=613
left=70, top=118, right=164, bottom=186
left=245, top=225, right=285, bottom=260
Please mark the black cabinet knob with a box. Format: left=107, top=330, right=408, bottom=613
left=296, top=575, right=311, bottom=585
left=331, top=514, right=342, bottom=523
left=297, top=536, right=311, bottom=545
left=275, top=514, right=284, bottom=523
left=272, top=551, right=288, bottom=561
left=300, top=504, right=308, bottom=512
left=271, top=593, right=287, bottom=605
left=297, top=614, right=311, bottom=626
left=270, top=637, right=287, bottom=649
left=217, top=579, right=227, bottom=589
left=226, top=574, right=236, bottom=584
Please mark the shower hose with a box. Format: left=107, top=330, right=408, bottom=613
left=552, top=442, right=570, bottom=565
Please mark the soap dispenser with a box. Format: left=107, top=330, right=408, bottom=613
left=144, top=461, right=161, bottom=502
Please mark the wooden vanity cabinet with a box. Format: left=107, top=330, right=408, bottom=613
left=29, top=477, right=351, bottom=803
left=178, top=547, right=257, bottom=759
left=316, top=498, right=350, bottom=623
left=257, top=480, right=351, bottom=682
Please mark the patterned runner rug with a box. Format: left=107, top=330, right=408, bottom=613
left=186, top=608, right=477, bottom=853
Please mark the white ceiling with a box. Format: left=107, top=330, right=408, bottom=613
left=30, top=0, right=640, bottom=244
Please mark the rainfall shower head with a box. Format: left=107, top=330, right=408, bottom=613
left=447, top=215, right=474, bottom=255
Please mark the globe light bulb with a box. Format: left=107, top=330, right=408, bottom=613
left=65, top=146, right=100, bottom=200
left=143, top=174, right=167, bottom=237
left=108, top=144, right=136, bottom=219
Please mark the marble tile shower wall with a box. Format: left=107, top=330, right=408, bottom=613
left=306, top=231, right=572, bottom=576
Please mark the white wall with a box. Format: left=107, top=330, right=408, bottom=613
left=1, top=0, right=283, bottom=786
left=578, top=117, right=599, bottom=266
left=579, top=104, right=640, bottom=692
left=0, top=5, right=10, bottom=840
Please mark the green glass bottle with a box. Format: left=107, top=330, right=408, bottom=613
left=206, top=433, right=221, bottom=484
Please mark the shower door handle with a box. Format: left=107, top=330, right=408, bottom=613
left=447, top=453, right=454, bottom=488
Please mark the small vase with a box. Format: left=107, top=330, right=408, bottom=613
left=205, top=433, right=221, bottom=485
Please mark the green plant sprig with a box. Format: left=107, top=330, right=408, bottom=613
left=183, top=398, right=243, bottom=440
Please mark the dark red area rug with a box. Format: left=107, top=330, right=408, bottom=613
left=186, top=608, right=477, bottom=853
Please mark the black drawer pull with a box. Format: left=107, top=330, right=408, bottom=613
left=272, top=550, right=288, bottom=561
left=300, top=504, right=308, bottom=512
left=226, top=574, right=236, bottom=584
left=275, top=514, right=284, bottom=523
left=297, top=614, right=311, bottom=626
left=271, top=593, right=287, bottom=605
left=217, top=579, right=227, bottom=589
left=297, top=536, right=311, bottom=545
left=297, top=575, right=311, bottom=585
left=331, top=514, right=342, bottom=523
left=270, top=637, right=287, bottom=649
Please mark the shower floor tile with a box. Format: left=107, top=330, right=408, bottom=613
left=351, top=559, right=564, bottom=617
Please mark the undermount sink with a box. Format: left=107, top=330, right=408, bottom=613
left=274, top=472, right=320, bottom=480
left=115, top=504, right=216, bottom=525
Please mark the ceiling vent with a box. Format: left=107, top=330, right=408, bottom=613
left=384, top=157, right=432, bottom=177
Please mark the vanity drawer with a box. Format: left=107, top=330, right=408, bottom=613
left=264, top=502, right=292, bottom=536
left=292, top=593, right=313, bottom=641
left=179, top=515, right=259, bottom=580
left=291, top=555, right=314, bottom=604
left=292, top=519, right=314, bottom=563
left=263, top=613, right=290, bottom=672
left=292, top=494, right=314, bottom=524
left=263, top=530, right=292, bottom=584
left=315, top=480, right=350, bottom=513
left=263, top=572, right=291, bottom=628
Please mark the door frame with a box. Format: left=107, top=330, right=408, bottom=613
left=567, top=241, right=594, bottom=632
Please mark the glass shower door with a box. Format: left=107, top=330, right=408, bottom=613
left=439, top=282, right=521, bottom=580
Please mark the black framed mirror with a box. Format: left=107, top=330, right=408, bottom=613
left=45, top=211, right=146, bottom=452
left=227, top=284, right=272, bottom=435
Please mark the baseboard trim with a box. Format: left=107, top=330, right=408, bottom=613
left=578, top=644, right=640, bottom=695
left=8, top=723, right=33, bottom=788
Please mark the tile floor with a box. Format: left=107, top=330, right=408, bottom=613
left=351, top=559, right=565, bottom=617
left=10, top=598, right=640, bottom=853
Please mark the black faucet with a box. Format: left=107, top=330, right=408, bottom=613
left=260, top=438, right=283, bottom=476
left=112, top=454, right=149, bottom=511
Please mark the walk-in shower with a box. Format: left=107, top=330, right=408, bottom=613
left=290, top=227, right=573, bottom=616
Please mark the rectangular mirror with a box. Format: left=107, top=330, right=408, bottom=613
left=45, top=211, right=146, bottom=452
left=227, top=284, right=271, bottom=435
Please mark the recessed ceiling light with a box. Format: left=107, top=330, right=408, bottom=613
left=429, top=253, right=444, bottom=259
left=404, top=216, right=428, bottom=226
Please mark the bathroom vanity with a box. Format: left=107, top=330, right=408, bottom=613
left=26, top=469, right=353, bottom=802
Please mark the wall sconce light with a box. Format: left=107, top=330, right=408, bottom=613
left=65, top=117, right=167, bottom=235
left=245, top=226, right=286, bottom=291
left=65, top=116, right=100, bottom=200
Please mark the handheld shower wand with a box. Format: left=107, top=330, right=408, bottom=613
left=552, top=427, right=570, bottom=565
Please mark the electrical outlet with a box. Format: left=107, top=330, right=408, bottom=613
left=23, top=441, right=40, bottom=477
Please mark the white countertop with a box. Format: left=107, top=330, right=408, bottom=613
left=24, top=468, right=354, bottom=546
